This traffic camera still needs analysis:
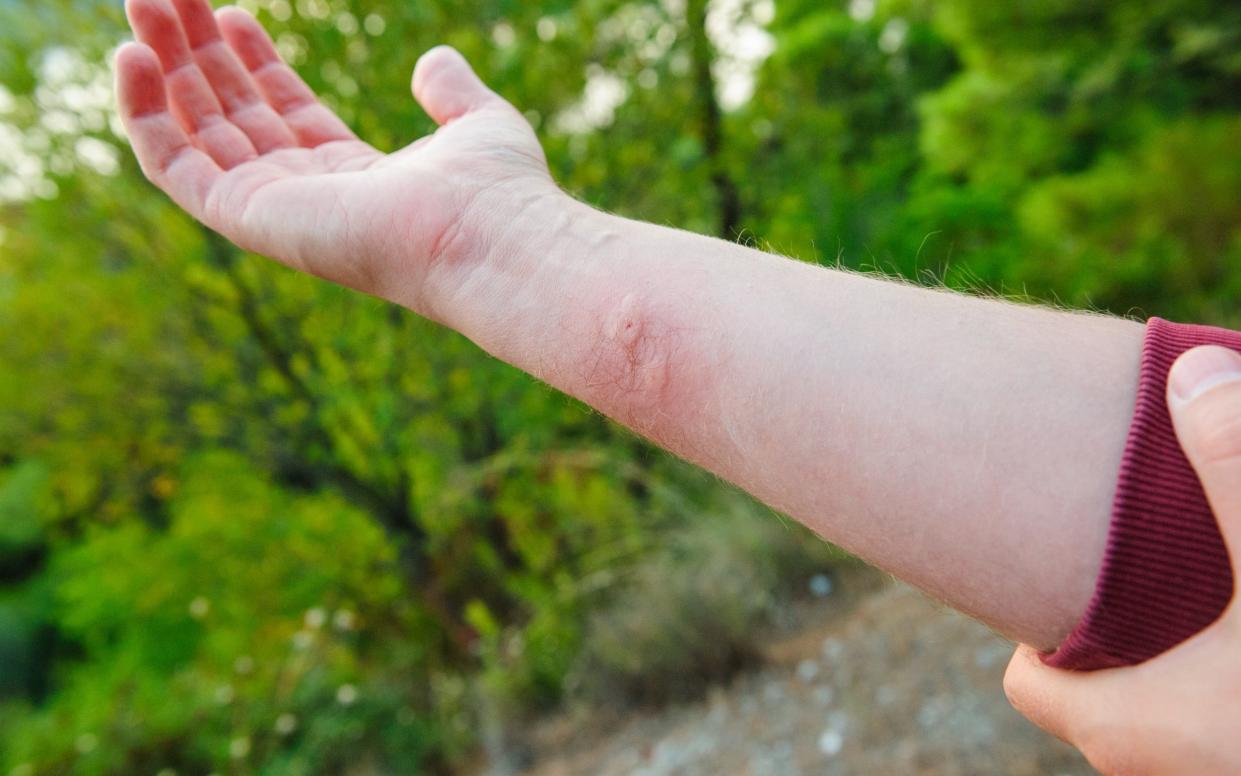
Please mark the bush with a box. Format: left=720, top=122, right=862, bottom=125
left=568, top=502, right=843, bottom=707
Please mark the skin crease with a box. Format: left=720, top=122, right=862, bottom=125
left=116, top=0, right=1157, bottom=707
left=1005, top=345, right=1241, bottom=776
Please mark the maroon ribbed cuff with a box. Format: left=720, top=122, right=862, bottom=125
left=1044, top=317, right=1238, bottom=670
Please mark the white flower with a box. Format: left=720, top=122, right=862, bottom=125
left=214, top=685, right=235, bottom=705
left=491, top=22, right=516, bottom=48
left=537, top=17, right=558, bottom=41
left=274, top=713, right=298, bottom=735
left=879, top=18, right=910, bottom=54
left=304, top=607, right=327, bottom=629
left=363, top=13, right=386, bottom=36
left=228, top=737, right=251, bottom=760
left=332, top=609, right=356, bottom=631
left=188, top=597, right=210, bottom=619
left=336, top=683, right=358, bottom=705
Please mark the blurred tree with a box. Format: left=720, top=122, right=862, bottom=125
left=912, top=0, right=1241, bottom=316
left=742, top=0, right=958, bottom=265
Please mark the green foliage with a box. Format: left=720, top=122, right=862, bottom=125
left=0, top=460, right=49, bottom=558
left=1016, top=117, right=1241, bottom=319
left=3, top=452, right=440, bottom=774
left=1, top=0, right=1239, bottom=772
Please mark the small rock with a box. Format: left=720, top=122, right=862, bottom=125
left=817, top=728, right=844, bottom=756
left=763, top=681, right=785, bottom=705
left=614, top=748, right=642, bottom=770
left=917, top=697, right=945, bottom=728
left=821, top=637, right=845, bottom=660
left=796, top=659, right=820, bottom=683
left=812, top=686, right=835, bottom=706
left=808, top=573, right=834, bottom=598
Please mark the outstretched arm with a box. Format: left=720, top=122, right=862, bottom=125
left=445, top=195, right=1142, bottom=650
left=116, top=0, right=1143, bottom=651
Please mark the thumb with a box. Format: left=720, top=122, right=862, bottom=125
left=1002, top=644, right=1128, bottom=745
left=412, top=46, right=503, bottom=126
left=1167, top=345, right=1241, bottom=570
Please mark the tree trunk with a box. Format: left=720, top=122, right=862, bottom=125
left=687, top=0, right=744, bottom=240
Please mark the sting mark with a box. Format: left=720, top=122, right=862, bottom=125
left=584, top=292, right=673, bottom=408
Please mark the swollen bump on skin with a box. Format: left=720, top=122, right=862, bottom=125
left=590, top=293, right=672, bottom=413
left=609, top=293, right=644, bottom=350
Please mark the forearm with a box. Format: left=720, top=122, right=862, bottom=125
left=428, top=191, right=1144, bottom=650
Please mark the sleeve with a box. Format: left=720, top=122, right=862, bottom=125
left=1043, top=317, right=1240, bottom=670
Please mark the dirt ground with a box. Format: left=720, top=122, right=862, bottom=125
left=517, top=569, right=1092, bottom=775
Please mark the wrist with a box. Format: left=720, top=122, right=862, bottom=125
left=421, top=185, right=619, bottom=355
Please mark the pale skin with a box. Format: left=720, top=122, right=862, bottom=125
left=115, top=0, right=1145, bottom=653
left=1005, top=345, right=1241, bottom=775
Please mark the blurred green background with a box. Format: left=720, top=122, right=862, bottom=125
left=1, top=0, right=1239, bottom=773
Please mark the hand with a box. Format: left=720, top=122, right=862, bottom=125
left=1004, top=345, right=1241, bottom=775
left=115, top=0, right=557, bottom=316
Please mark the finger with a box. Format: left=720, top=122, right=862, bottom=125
left=1003, top=644, right=1127, bottom=745
left=412, top=46, right=505, bottom=126
left=115, top=42, right=224, bottom=220
left=167, top=0, right=298, bottom=153
left=1168, top=346, right=1241, bottom=580
left=125, top=0, right=258, bottom=168
left=1168, top=347, right=1241, bottom=541
left=216, top=6, right=358, bottom=147
left=1004, top=645, right=1079, bottom=742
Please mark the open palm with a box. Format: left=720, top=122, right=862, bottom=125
left=117, top=0, right=553, bottom=309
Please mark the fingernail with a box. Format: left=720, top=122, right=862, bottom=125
left=1169, top=346, right=1241, bottom=403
